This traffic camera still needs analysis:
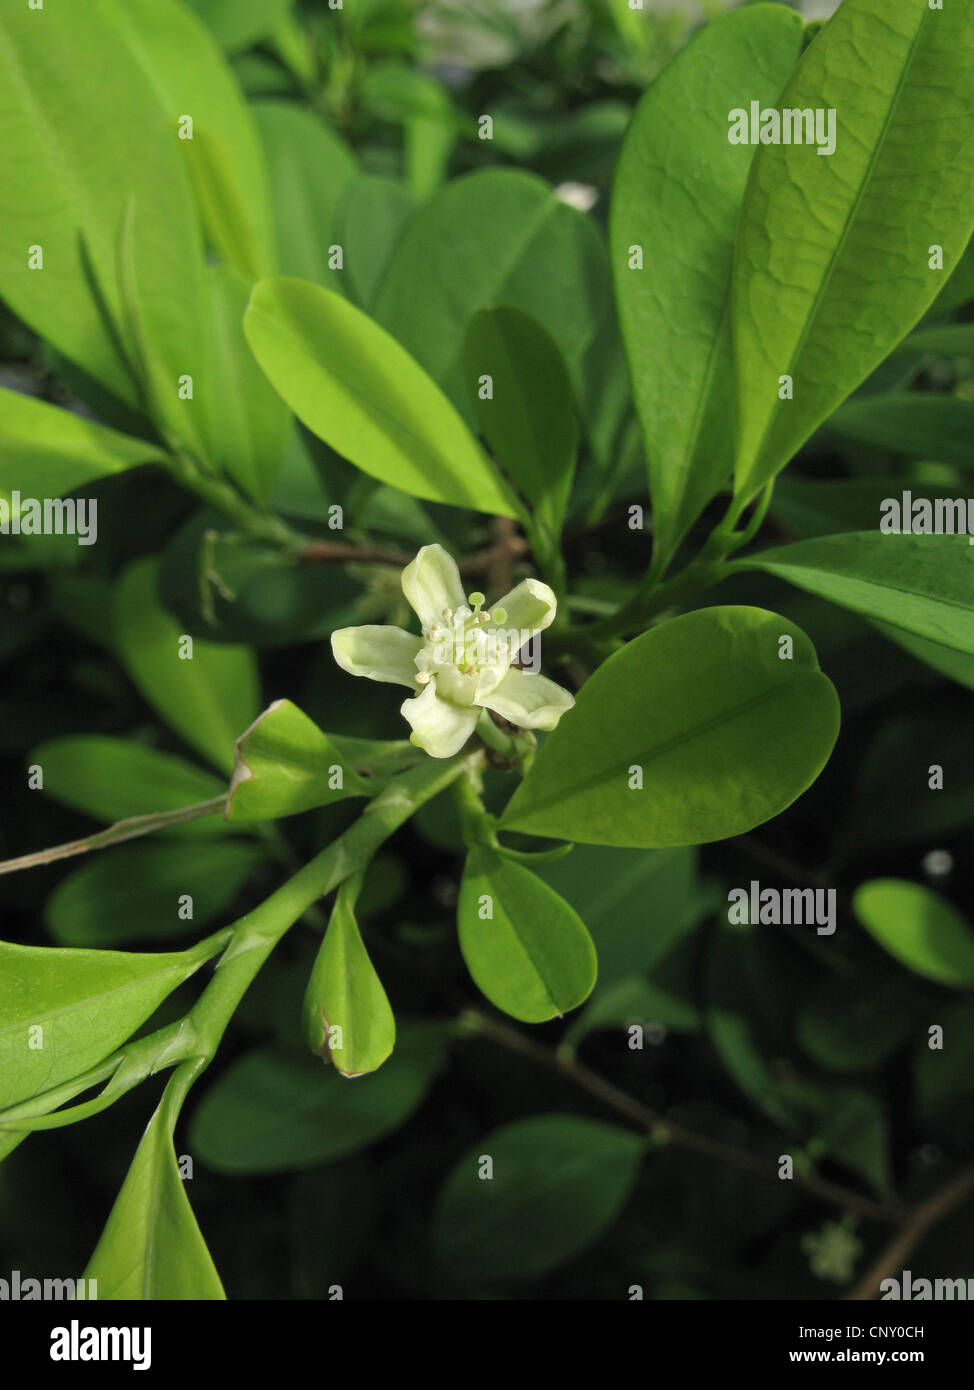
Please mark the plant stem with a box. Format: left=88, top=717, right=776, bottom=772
left=463, top=1007, right=899, bottom=1225
left=846, top=1163, right=974, bottom=1300
left=185, top=751, right=481, bottom=1069
left=0, top=796, right=228, bottom=877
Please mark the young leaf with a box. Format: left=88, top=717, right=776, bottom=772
left=114, top=558, right=260, bottom=775
left=188, top=1025, right=448, bottom=1173
left=740, top=534, right=974, bottom=655
left=502, top=607, right=839, bottom=848
left=853, top=879, right=974, bottom=987
left=0, top=1, right=206, bottom=408
left=611, top=4, right=803, bottom=568
left=0, top=941, right=215, bottom=1110
left=733, top=0, right=974, bottom=501
left=0, top=388, right=167, bottom=516
left=84, top=1078, right=225, bottom=1299
left=462, top=306, right=577, bottom=535
left=199, top=266, right=291, bottom=505
left=244, top=277, right=517, bottom=515
left=30, top=735, right=227, bottom=834
left=302, top=872, right=396, bottom=1077
left=457, top=848, right=597, bottom=1023
left=255, top=102, right=358, bottom=288
left=98, top=0, right=275, bottom=280
left=829, top=395, right=974, bottom=470
left=45, top=840, right=261, bottom=948
left=226, top=699, right=406, bottom=822
left=373, top=168, right=629, bottom=481
left=434, top=1115, right=643, bottom=1280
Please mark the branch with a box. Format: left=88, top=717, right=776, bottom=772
left=846, top=1163, right=974, bottom=1300
left=0, top=795, right=228, bottom=877
left=464, top=1008, right=899, bottom=1225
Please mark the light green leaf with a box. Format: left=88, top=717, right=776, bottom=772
left=0, top=388, right=167, bottom=518
left=226, top=699, right=411, bottom=822
left=0, top=2, right=206, bottom=409
left=187, top=0, right=293, bottom=53
left=740, top=533, right=974, bottom=656
left=853, top=878, right=974, bottom=987
left=458, top=847, right=597, bottom=1023
left=244, top=277, right=517, bottom=515
left=462, top=306, right=577, bottom=535
left=502, top=606, right=839, bottom=848
left=45, top=840, right=261, bottom=948
left=733, top=0, right=974, bottom=500
left=114, top=558, right=260, bottom=775
left=188, top=1024, right=447, bottom=1173
left=255, top=102, right=358, bottom=288
left=30, top=735, right=227, bottom=835
left=199, top=266, right=291, bottom=505
left=434, top=1115, right=643, bottom=1280
left=302, top=873, right=395, bottom=1077
left=98, top=0, right=275, bottom=281
left=829, top=395, right=974, bottom=470
left=84, top=1079, right=225, bottom=1299
left=373, top=168, right=630, bottom=482
left=611, top=4, right=803, bottom=567
left=0, top=941, right=214, bottom=1111
left=337, top=175, right=417, bottom=310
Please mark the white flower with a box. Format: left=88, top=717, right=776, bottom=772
left=331, top=544, right=574, bottom=758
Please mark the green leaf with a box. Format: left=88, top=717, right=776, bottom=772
left=30, top=735, right=227, bottom=834
left=740, top=534, right=974, bottom=656
left=187, top=0, right=293, bottom=53
left=733, top=0, right=974, bottom=500
left=829, top=395, right=974, bottom=470
left=457, top=847, right=597, bottom=1023
left=373, top=168, right=630, bottom=482
left=462, top=306, right=577, bottom=535
left=45, top=840, right=261, bottom=948
left=302, top=873, right=395, bottom=1076
left=0, top=941, right=214, bottom=1111
left=611, top=4, right=803, bottom=567
left=336, top=175, right=417, bottom=311
left=226, top=699, right=407, bottom=822
left=98, top=0, right=275, bottom=280
left=433, top=1115, right=643, bottom=1280
left=853, top=878, right=974, bottom=987
left=188, top=1024, right=447, bottom=1173
left=797, top=977, right=914, bottom=1073
left=929, top=233, right=974, bottom=316
left=502, top=606, right=839, bottom=848
left=536, top=845, right=710, bottom=988
left=199, top=266, right=291, bottom=505
left=0, top=388, right=167, bottom=517
left=244, top=276, right=517, bottom=515
left=255, top=102, right=358, bottom=288
left=899, top=324, right=974, bottom=358
left=874, top=621, right=974, bottom=693
left=84, top=1079, right=225, bottom=1299
left=564, top=975, right=701, bottom=1056
left=0, top=1, right=206, bottom=409
left=114, top=558, right=260, bottom=775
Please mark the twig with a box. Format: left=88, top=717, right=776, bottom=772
left=299, top=532, right=529, bottom=580
left=846, top=1163, right=974, bottom=1300
left=465, top=1008, right=898, bottom=1225
left=0, top=796, right=228, bottom=877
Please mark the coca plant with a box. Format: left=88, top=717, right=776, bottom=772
left=1, top=0, right=974, bottom=1299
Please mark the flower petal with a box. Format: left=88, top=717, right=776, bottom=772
left=490, top=577, right=557, bottom=647
left=400, top=682, right=478, bottom=757
left=401, top=544, right=466, bottom=631
left=479, top=667, right=574, bottom=730
left=331, top=626, right=422, bottom=687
